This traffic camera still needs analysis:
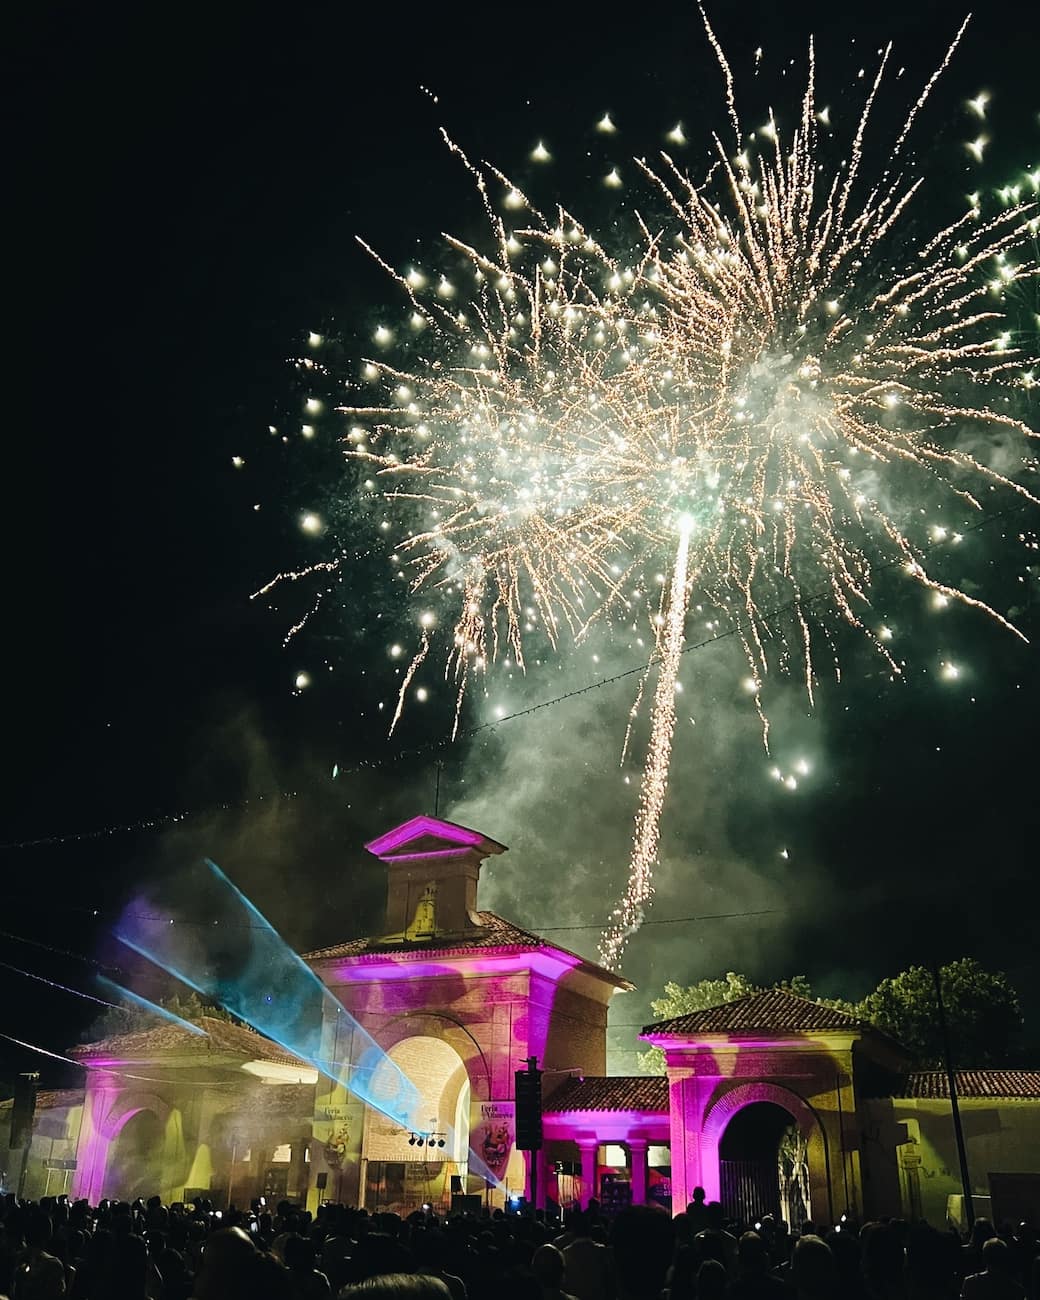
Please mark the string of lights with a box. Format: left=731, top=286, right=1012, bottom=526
left=535, top=909, right=780, bottom=932
left=0, top=503, right=1030, bottom=856
left=0, top=905, right=782, bottom=941
left=0, top=926, right=113, bottom=971
left=0, top=958, right=121, bottom=1011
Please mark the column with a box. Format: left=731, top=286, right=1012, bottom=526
left=289, top=1139, right=308, bottom=1202
left=667, top=1075, right=688, bottom=1213
left=628, top=1139, right=648, bottom=1206
left=73, top=1084, right=116, bottom=1204
left=577, top=1138, right=599, bottom=1208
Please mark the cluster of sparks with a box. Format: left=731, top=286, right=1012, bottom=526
left=262, top=16, right=1038, bottom=967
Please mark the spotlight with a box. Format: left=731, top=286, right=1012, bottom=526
left=408, top=1136, right=416, bottom=1146
left=437, top=1138, right=446, bottom=1148
left=417, top=1137, right=425, bottom=1147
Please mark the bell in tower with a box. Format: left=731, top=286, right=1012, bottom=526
left=364, top=815, right=508, bottom=940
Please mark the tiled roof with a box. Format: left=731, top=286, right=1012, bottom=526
left=73, top=1017, right=309, bottom=1070
left=303, top=911, right=632, bottom=988
left=900, top=1070, right=1040, bottom=1100
left=0, top=1088, right=84, bottom=1112
left=242, top=1082, right=316, bottom=1118
left=642, top=990, right=863, bottom=1038
left=544, top=1076, right=669, bottom=1114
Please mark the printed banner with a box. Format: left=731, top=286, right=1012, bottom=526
left=470, top=1100, right=515, bottom=1180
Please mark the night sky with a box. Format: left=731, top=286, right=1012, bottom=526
left=5, top=0, right=1038, bottom=1093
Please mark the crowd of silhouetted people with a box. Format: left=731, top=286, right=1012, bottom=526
left=1, top=1188, right=1038, bottom=1300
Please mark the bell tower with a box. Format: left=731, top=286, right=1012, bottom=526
left=365, top=815, right=508, bottom=938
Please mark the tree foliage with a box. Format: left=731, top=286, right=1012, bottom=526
left=858, top=958, right=1022, bottom=1068
left=635, top=958, right=1021, bottom=1074
left=83, top=991, right=235, bottom=1043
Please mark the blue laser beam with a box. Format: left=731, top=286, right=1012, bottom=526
left=96, top=976, right=209, bottom=1036
left=114, top=858, right=420, bottom=1128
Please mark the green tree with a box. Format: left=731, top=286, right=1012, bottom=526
left=83, top=991, right=234, bottom=1043
left=858, top=958, right=1023, bottom=1067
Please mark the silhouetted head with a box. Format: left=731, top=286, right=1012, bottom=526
left=193, top=1226, right=257, bottom=1300
left=983, top=1237, right=1012, bottom=1276
left=610, top=1206, right=675, bottom=1300
left=353, top=1231, right=414, bottom=1280
left=738, top=1231, right=769, bottom=1277
left=694, top=1260, right=727, bottom=1300
left=283, top=1233, right=316, bottom=1272
left=792, top=1234, right=837, bottom=1299
left=341, top=1276, right=452, bottom=1300
left=532, top=1244, right=566, bottom=1288
left=24, top=1212, right=53, bottom=1251
left=110, top=1233, right=150, bottom=1300
left=702, top=1202, right=725, bottom=1231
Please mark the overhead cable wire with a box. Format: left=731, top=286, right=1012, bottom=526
left=0, top=502, right=1030, bottom=853
left=0, top=927, right=112, bottom=970
left=0, top=959, right=121, bottom=1010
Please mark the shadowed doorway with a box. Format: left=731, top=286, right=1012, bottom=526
left=107, top=1109, right=164, bottom=1202
left=719, top=1101, right=808, bottom=1226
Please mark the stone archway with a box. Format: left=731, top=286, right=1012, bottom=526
left=375, top=1010, right=493, bottom=1102
left=361, top=1034, right=473, bottom=1213
left=718, top=1101, right=801, bottom=1225
left=701, top=1082, right=832, bottom=1226
left=107, top=1109, right=164, bottom=1202
left=75, top=1088, right=180, bottom=1204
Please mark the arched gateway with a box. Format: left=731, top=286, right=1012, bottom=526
left=639, top=989, right=910, bottom=1223
left=302, top=816, right=631, bottom=1211
left=13, top=813, right=1038, bottom=1223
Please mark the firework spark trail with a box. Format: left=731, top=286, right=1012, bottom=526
left=265, top=19, right=1039, bottom=968
left=601, top=521, right=693, bottom=966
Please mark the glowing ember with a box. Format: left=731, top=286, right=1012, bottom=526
left=261, top=14, right=1038, bottom=966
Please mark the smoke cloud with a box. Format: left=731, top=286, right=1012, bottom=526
left=444, top=625, right=820, bottom=1062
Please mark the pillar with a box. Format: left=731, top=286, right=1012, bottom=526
left=667, top=1071, right=716, bottom=1212
left=628, top=1139, right=648, bottom=1206
left=73, top=1084, right=117, bottom=1204
left=289, top=1139, right=308, bottom=1202
left=578, top=1138, right=599, bottom=1207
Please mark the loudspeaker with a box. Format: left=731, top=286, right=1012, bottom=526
left=514, top=1062, right=543, bottom=1152
left=450, top=1175, right=463, bottom=1194
left=9, top=1074, right=39, bottom=1150
left=315, top=1172, right=328, bottom=1190
left=451, top=1194, right=481, bottom=1215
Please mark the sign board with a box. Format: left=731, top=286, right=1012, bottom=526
left=44, top=1158, right=77, bottom=1171
left=315, top=1103, right=352, bottom=1123
left=470, top=1100, right=515, bottom=1181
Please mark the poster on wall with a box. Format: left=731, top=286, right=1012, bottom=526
left=469, top=1100, right=515, bottom=1181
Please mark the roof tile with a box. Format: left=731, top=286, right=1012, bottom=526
left=642, top=990, right=862, bottom=1038
left=544, top=1076, right=669, bottom=1114
left=73, top=1017, right=309, bottom=1070
left=900, top=1070, right=1040, bottom=1100
left=303, top=911, right=632, bottom=988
